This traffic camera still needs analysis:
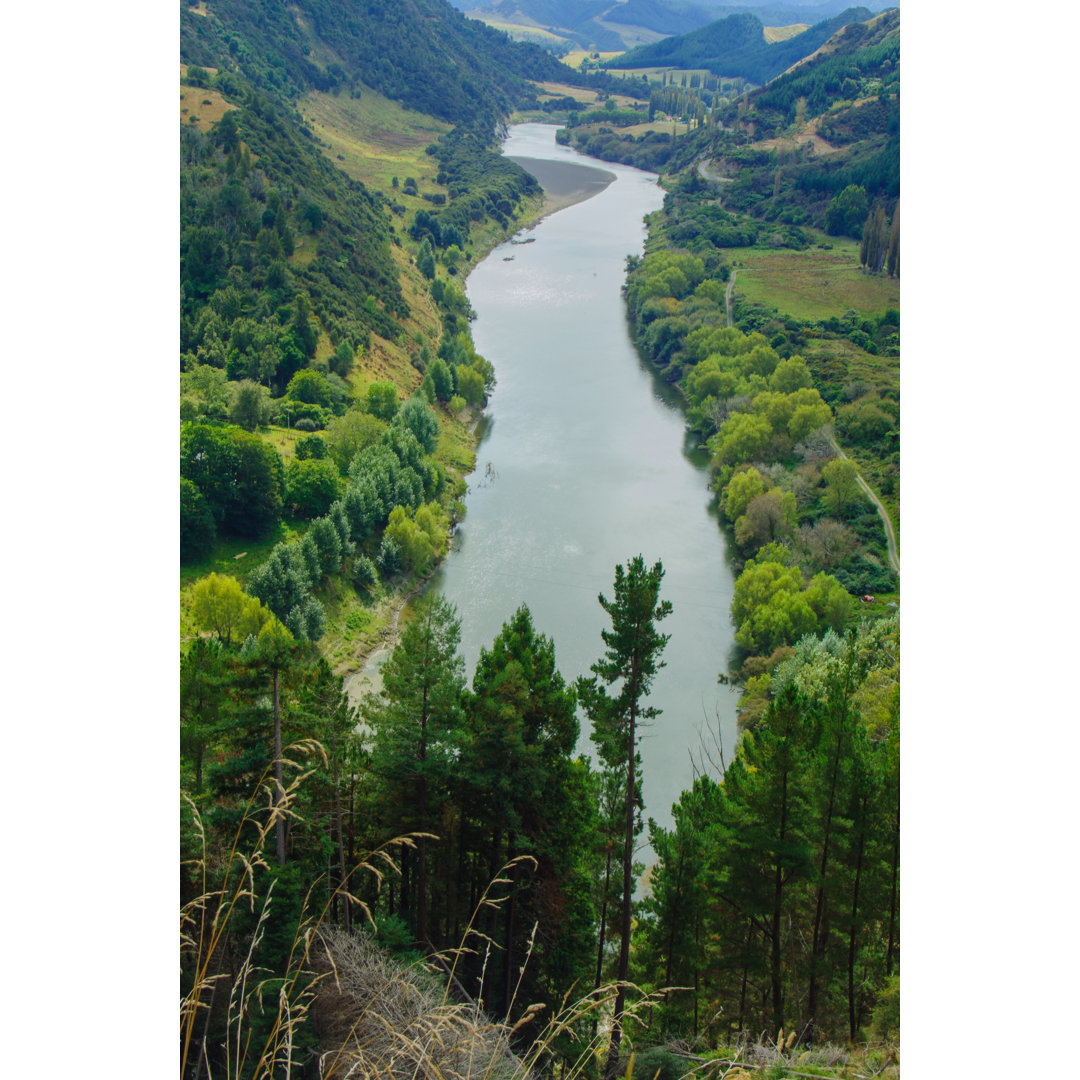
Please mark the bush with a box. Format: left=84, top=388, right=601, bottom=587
left=353, top=555, right=378, bottom=590
left=293, top=417, right=319, bottom=432
left=295, top=433, right=328, bottom=460
left=377, top=535, right=403, bottom=576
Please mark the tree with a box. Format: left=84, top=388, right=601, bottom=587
left=287, top=369, right=333, bottom=408
left=825, top=184, right=869, bottom=238
left=417, top=237, right=436, bottom=280
left=724, top=467, right=768, bottom=523
left=363, top=595, right=466, bottom=942
left=294, top=433, right=328, bottom=460
left=324, top=409, right=385, bottom=473
left=710, top=411, right=773, bottom=466
left=731, top=553, right=817, bottom=654
left=364, top=381, right=399, bottom=421
left=394, top=396, right=439, bottom=455
left=181, top=479, right=216, bottom=562
left=429, top=357, right=454, bottom=402
left=822, top=457, right=859, bottom=516
left=284, top=458, right=341, bottom=519
left=578, top=557, right=671, bottom=1076
left=180, top=424, right=283, bottom=539
left=859, top=205, right=888, bottom=273
left=229, top=379, right=271, bottom=431
left=190, top=572, right=272, bottom=645
left=886, top=200, right=899, bottom=278
left=454, top=364, right=485, bottom=408
left=735, top=489, right=798, bottom=551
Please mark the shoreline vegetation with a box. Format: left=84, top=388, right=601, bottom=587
left=335, top=145, right=627, bottom=695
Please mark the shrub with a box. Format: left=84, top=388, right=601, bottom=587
left=353, top=555, right=378, bottom=590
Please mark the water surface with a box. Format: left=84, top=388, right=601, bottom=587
left=433, top=124, right=741, bottom=834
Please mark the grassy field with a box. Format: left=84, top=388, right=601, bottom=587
left=561, top=51, right=623, bottom=69
left=763, top=23, right=809, bottom=43
left=298, top=88, right=451, bottom=193
left=474, top=16, right=568, bottom=46
left=179, top=71, right=234, bottom=133
left=731, top=234, right=900, bottom=323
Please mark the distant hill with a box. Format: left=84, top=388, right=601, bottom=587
left=452, top=0, right=878, bottom=53
left=603, top=5, right=876, bottom=82
left=181, top=0, right=576, bottom=135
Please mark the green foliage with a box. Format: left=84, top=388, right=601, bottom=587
left=352, top=554, right=378, bottom=590
left=229, top=379, right=272, bottom=431
left=294, top=433, right=328, bottom=460
left=286, top=369, right=333, bottom=408
left=364, top=381, right=399, bottom=422
left=190, top=572, right=272, bottom=645
left=180, top=423, right=284, bottom=539
left=181, top=478, right=217, bottom=562
left=825, top=185, right=870, bottom=239
left=732, top=554, right=817, bottom=654
left=606, top=8, right=876, bottom=85
left=393, top=396, right=439, bottom=456
left=324, top=409, right=386, bottom=474
left=284, top=457, right=342, bottom=519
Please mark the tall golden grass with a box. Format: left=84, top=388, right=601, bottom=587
left=181, top=741, right=667, bottom=1080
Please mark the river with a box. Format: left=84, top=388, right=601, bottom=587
left=427, top=124, right=741, bottom=836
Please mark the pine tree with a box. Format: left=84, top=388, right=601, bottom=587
left=578, top=557, right=671, bottom=1076
left=363, top=594, right=465, bottom=943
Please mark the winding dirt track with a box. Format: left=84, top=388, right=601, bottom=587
left=827, top=435, right=900, bottom=577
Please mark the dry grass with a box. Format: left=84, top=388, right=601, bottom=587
left=559, top=51, right=624, bottom=70
left=181, top=758, right=663, bottom=1080
left=763, top=23, right=809, bottom=44
left=530, top=80, right=607, bottom=104
left=179, top=82, right=235, bottom=132
left=298, top=88, right=451, bottom=192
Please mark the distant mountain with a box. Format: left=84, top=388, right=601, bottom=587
left=603, top=6, right=876, bottom=82
left=449, top=1, right=883, bottom=55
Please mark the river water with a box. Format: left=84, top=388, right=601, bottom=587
left=428, top=124, right=740, bottom=835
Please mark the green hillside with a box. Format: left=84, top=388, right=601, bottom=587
left=604, top=5, right=876, bottom=83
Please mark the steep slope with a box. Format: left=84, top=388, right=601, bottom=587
left=181, top=0, right=575, bottom=135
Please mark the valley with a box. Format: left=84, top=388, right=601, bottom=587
left=180, top=2, right=900, bottom=1077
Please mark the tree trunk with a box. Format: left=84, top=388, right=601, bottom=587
left=847, top=800, right=868, bottom=1040
left=770, top=759, right=789, bottom=1036
left=595, top=847, right=612, bottom=990
left=886, top=806, right=899, bottom=977
left=273, top=669, right=285, bottom=867
left=604, top=705, right=637, bottom=1079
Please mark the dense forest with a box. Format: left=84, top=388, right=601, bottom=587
left=179, top=1, right=901, bottom=1076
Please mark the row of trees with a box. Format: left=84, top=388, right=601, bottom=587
left=637, top=630, right=899, bottom=1043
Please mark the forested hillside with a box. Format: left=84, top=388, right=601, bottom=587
left=605, top=6, right=876, bottom=82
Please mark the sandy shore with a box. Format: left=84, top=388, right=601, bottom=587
left=508, top=155, right=616, bottom=220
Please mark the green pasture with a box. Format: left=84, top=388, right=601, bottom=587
left=298, top=88, right=451, bottom=194
left=731, top=235, right=900, bottom=324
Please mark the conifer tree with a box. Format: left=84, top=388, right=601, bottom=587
left=578, top=557, right=671, bottom=1076
left=363, top=594, right=465, bottom=943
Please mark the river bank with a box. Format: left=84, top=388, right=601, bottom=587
left=340, top=139, right=624, bottom=709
